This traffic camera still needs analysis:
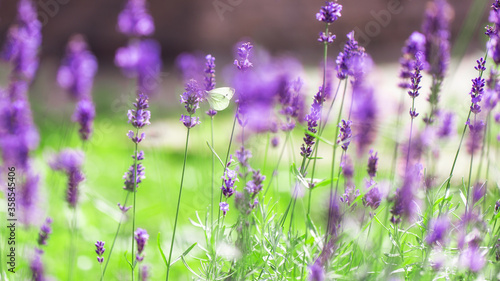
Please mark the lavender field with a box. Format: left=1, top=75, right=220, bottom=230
left=1, top=0, right=500, bottom=280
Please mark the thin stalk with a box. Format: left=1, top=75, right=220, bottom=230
left=166, top=127, right=191, bottom=281
left=263, top=132, right=290, bottom=197
left=465, top=115, right=477, bottom=213
left=101, top=192, right=130, bottom=280
left=67, top=207, right=78, bottom=281
left=217, top=114, right=237, bottom=219
left=405, top=97, right=416, bottom=171
left=131, top=127, right=139, bottom=281
left=210, top=116, right=215, bottom=229
left=390, top=92, right=406, bottom=184
left=438, top=108, right=472, bottom=216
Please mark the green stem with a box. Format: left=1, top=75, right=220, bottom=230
left=210, top=116, right=215, bottom=229
left=166, top=127, right=191, bottom=281
left=101, top=192, right=130, bottom=280
left=131, top=127, right=139, bottom=281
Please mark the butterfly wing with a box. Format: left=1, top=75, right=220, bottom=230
left=207, top=87, right=235, bottom=111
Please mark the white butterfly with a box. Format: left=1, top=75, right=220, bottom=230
left=206, top=87, right=235, bottom=111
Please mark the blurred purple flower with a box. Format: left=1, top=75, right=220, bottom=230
left=37, top=217, right=52, bottom=246
left=352, top=78, right=377, bottom=155
left=175, top=52, right=204, bottom=83
left=278, top=77, right=305, bottom=132
left=220, top=202, right=229, bottom=216
left=1, top=0, right=41, bottom=82
left=421, top=0, right=452, bottom=79
left=308, top=261, right=325, bottom=281
left=363, top=187, right=381, bottom=210
left=390, top=163, right=422, bottom=224
left=399, top=32, right=426, bottom=89
left=245, top=170, right=265, bottom=195
left=57, top=35, right=98, bottom=100
left=134, top=228, right=149, bottom=262
left=141, top=265, right=150, bottom=281
left=336, top=31, right=366, bottom=80
left=472, top=182, right=486, bottom=205
left=30, top=248, right=45, bottom=281
left=49, top=149, right=86, bottom=207
left=316, top=1, right=342, bottom=24
left=117, top=0, right=155, bottom=37
left=466, top=119, right=484, bottom=155
left=115, top=39, right=162, bottom=94
left=73, top=99, right=96, bottom=141
left=204, top=54, right=216, bottom=91
left=425, top=217, right=449, bottom=245
left=436, top=111, right=455, bottom=139
left=271, top=136, right=279, bottom=147
left=367, top=150, right=378, bottom=178
left=459, top=244, right=485, bottom=272
left=487, top=1, right=500, bottom=65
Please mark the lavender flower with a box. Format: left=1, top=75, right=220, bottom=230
left=363, top=187, right=381, bottom=210
left=117, top=0, right=155, bottom=37
left=425, top=217, right=449, bottom=245
left=337, top=119, right=352, bottom=151
left=245, top=170, right=265, bottom=195
left=221, top=159, right=238, bottom=198
left=1, top=0, right=42, bottom=83
left=278, top=78, right=304, bottom=132
left=123, top=161, right=145, bottom=192
left=179, top=79, right=202, bottom=115
left=234, top=42, right=253, bottom=71
left=466, top=119, right=484, bottom=155
left=206, top=109, right=217, bottom=117
left=30, top=248, right=45, bottom=281
left=118, top=203, right=132, bottom=213
left=495, top=200, right=500, bottom=213
left=469, top=59, right=486, bottom=114
left=398, top=32, right=426, bottom=90
left=336, top=31, right=366, bottom=80
left=487, top=1, right=500, bottom=65
left=37, top=218, right=52, bottom=246
left=301, top=88, right=324, bottom=157
left=308, top=261, right=325, bottom=281
left=459, top=244, right=486, bottom=272
left=436, top=111, right=455, bottom=139
left=316, top=1, right=342, bottom=24
left=318, top=32, right=336, bottom=44
left=134, top=228, right=149, bottom=262
left=179, top=115, right=200, bottom=128
left=141, top=265, right=150, bottom=281
left=367, top=150, right=378, bottom=178
left=220, top=202, right=229, bottom=216
left=73, top=99, right=96, bottom=141
left=204, top=54, right=216, bottom=91
left=57, top=35, right=98, bottom=100
left=49, top=149, right=85, bottom=207
left=472, top=182, right=486, bottom=205
left=408, top=52, right=424, bottom=119
left=421, top=0, right=452, bottom=79
left=390, top=164, right=422, bottom=224
left=115, top=39, right=162, bottom=94
left=95, top=240, right=105, bottom=264
left=235, top=146, right=252, bottom=175
left=351, top=78, right=377, bottom=155
left=128, top=94, right=151, bottom=129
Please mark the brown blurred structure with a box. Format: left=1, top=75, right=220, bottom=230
left=0, top=0, right=489, bottom=65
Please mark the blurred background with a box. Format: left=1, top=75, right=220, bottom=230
left=0, top=0, right=490, bottom=65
